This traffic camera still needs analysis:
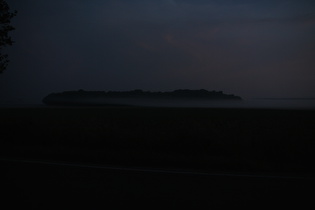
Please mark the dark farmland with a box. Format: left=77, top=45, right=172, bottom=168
left=1, top=107, right=315, bottom=208
left=1, top=107, right=315, bottom=174
left=2, top=159, right=314, bottom=209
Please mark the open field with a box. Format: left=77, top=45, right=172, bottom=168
left=1, top=107, right=315, bottom=175
left=2, top=158, right=314, bottom=209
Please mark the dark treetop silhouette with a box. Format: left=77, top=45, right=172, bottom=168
left=0, top=0, right=16, bottom=73
left=42, top=89, right=242, bottom=106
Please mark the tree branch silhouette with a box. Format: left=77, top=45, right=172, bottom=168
left=0, top=0, right=17, bottom=73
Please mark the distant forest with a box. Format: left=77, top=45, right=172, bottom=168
left=46, top=89, right=240, bottom=99
left=42, top=89, right=242, bottom=106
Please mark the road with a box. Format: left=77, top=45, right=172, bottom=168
left=1, top=158, right=314, bottom=209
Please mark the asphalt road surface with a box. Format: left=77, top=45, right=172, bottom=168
left=1, top=158, right=314, bottom=209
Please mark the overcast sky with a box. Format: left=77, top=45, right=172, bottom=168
left=1, top=0, right=315, bottom=103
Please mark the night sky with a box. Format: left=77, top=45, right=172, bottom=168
left=1, top=0, right=315, bottom=104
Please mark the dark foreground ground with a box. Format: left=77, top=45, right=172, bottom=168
left=1, top=107, right=315, bottom=208
left=2, top=158, right=314, bottom=209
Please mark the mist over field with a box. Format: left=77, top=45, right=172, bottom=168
left=1, top=97, right=315, bottom=109
left=43, top=97, right=315, bottom=109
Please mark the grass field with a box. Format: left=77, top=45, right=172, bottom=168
left=1, top=107, right=315, bottom=175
